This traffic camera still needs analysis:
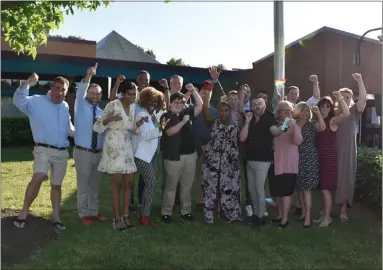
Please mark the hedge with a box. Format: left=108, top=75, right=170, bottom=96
left=2, top=117, right=34, bottom=146
left=355, top=146, right=382, bottom=217
left=1, top=118, right=382, bottom=216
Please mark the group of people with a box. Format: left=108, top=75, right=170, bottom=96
left=11, top=62, right=366, bottom=231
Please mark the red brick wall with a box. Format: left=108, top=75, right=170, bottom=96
left=323, top=31, right=382, bottom=96
left=1, top=36, right=96, bottom=58
left=239, top=30, right=382, bottom=104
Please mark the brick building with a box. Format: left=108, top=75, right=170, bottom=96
left=239, top=26, right=382, bottom=100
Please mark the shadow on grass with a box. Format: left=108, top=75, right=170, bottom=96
left=3, top=147, right=382, bottom=270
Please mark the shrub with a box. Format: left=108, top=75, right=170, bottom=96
left=356, top=146, right=382, bottom=217
left=1, top=117, right=34, bottom=147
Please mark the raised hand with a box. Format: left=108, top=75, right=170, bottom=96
left=309, top=75, right=318, bottom=83
left=27, top=73, right=39, bottom=83
left=352, top=73, right=362, bottom=82
left=184, top=83, right=195, bottom=92
left=245, top=111, right=253, bottom=123
left=311, top=106, right=320, bottom=114
left=332, top=90, right=341, bottom=99
left=220, top=95, right=228, bottom=103
left=116, top=75, right=126, bottom=84
left=182, top=114, right=190, bottom=123
left=87, top=63, right=98, bottom=77
left=208, top=66, right=221, bottom=81
left=159, top=79, right=169, bottom=89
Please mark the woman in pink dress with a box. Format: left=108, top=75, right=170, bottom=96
left=315, top=91, right=349, bottom=228
left=269, top=101, right=303, bottom=228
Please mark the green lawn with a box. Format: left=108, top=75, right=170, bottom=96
left=2, top=147, right=382, bottom=269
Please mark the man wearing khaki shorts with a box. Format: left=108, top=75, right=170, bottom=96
left=74, top=63, right=108, bottom=225
left=12, top=73, right=74, bottom=231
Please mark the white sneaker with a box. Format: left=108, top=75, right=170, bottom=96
left=245, top=205, right=253, bottom=217
left=263, top=211, right=269, bottom=217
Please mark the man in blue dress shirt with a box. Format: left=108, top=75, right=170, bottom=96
left=12, top=73, right=74, bottom=231
left=73, top=63, right=108, bottom=226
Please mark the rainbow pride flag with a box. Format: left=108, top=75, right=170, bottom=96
left=274, top=79, right=286, bottom=88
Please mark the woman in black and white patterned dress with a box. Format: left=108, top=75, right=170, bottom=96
left=293, top=102, right=325, bottom=227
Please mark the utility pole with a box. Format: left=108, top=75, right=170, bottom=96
left=273, top=1, right=285, bottom=110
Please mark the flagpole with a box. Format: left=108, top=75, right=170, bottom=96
left=273, top=0, right=285, bottom=109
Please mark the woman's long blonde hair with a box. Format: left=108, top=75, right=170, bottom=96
left=293, top=101, right=312, bottom=120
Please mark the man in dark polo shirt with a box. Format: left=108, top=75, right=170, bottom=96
left=160, top=86, right=203, bottom=223
left=240, top=97, right=277, bottom=228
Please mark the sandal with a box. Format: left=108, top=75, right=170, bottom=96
left=122, top=215, right=135, bottom=229
left=13, top=217, right=27, bottom=229
left=113, top=219, right=127, bottom=231
left=340, top=214, right=349, bottom=223
left=52, top=221, right=66, bottom=231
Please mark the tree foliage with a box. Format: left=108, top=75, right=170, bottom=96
left=216, top=64, right=226, bottom=70
left=137, top=45, right=156, bottom=59
left=145, top=49, right=156, bottom=59
left=167, top=58, right=188, bottom=66
left=1, top=1, right=111, bottom=59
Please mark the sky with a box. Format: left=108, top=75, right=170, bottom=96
left=51, top=1, right=383, bottom=70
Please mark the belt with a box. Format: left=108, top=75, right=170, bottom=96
left=75, top=145, right=102, bottom=153
left=35, top=143, right=67, bottom=150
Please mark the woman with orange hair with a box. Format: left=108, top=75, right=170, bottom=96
left=131, top=87, right=166, bottom=226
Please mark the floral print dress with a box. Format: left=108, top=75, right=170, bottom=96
left=201, top=120, right=242, bottom=224
left=93, top=99, right=137, bottom=174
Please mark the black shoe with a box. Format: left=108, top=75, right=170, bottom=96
left=129, top=205, right=137, bottom=212
left=161, top=215, right=172, bottom=223
left=252, top=217, right=264, bottom=229
left=181, top=213, right=193, bottom=221
left=277, top=221, right=289, bottom=228
left=294, top=207, right=302, bottom=216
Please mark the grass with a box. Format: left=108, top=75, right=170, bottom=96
left=2, top=146, right=382, bottom=269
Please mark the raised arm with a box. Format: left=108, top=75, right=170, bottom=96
left=239, top=112, right=253, bottom=142
left=331, top=91, right=350, bottom=126
left=352, top=73, right=367, bottom=113
left=311, top=106, right=326, bottom=132
left=110, top=75, right=126, bottom=101
left=270, top=125, right=283, bottom=137
left=309, top=75, right=321, bottom=101
left=185, top=83, right=202, bottom=117
left=75, top=64, right=97, bottom=112
left=159, top=79, right=171, bottom=107
left=202, top=90, right=215, bottom=124
left=12, top=73, right=39, bottom=115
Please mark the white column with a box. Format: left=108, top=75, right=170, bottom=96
left=273, top=1, right=285, bottom=109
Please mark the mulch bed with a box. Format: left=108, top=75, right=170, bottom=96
left=1, top=208, right=59, bottom=268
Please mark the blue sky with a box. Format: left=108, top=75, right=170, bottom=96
left=52, top=1, right=382, bottom=70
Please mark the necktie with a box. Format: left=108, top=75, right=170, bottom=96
left=91, top=106, right=98, bottom=149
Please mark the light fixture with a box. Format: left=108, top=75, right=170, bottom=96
left=356, top=27, right=382, bottom=65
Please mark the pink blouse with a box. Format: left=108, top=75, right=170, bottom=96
left=274, top=123, right=302, bottom=176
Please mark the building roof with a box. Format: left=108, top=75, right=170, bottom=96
left=253, top=26, right=382, bottom=65
left=96, top=30, right=160, bottom=64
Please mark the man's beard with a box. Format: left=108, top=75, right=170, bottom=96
left=86, top=98, right=100, bottom=106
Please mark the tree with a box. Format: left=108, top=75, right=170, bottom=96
left=145, top=49, right=156, bottom=59
left=167, top=58, right=188, bottom=66
left=136, top=45, right=156, bottom=59
left=1, top=1, right=111, bottom=59
left=216, top=64, right=227, bottom=71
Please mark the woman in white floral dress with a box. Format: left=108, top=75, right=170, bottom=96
left=93, top=81, right=138, bottom=231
